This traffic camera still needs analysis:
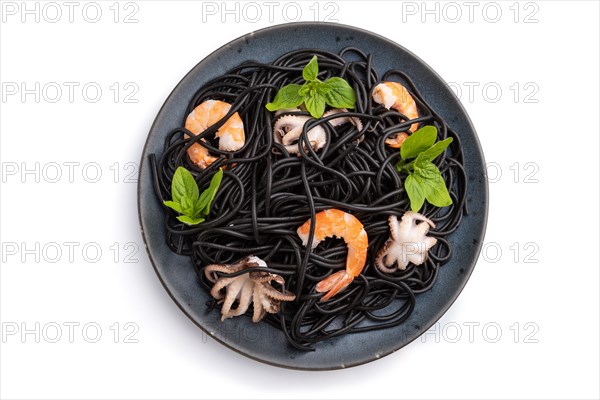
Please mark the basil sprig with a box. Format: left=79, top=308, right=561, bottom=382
left=164, top=167, right=223, bottom=226
left=395, top=126, right=454, bottom=212
left=266, top=56, right=356, bottom=118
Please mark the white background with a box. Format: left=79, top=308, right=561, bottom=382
left=1, top=1, right=599, bottom=399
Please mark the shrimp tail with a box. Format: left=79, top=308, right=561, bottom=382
left=315, top=270, right=354, bottom=302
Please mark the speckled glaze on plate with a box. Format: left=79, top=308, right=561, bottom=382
left=138, top=22, right=488, bottom=370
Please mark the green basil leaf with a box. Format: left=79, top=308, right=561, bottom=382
left=176, top=215, right=205, bottom=226
left=302, top=56, right=319, bottom=81
left=413, top=163, right=452, bottom=208
left=405, top=173, right=426, bottom=212
left=316, top=81, right=332, bottom=95
left=414, top=160, right=440, bottom=179
left=195, top=191, right=211, bottom=217
left=304, top=81, right=323, bottom=97
left=266, top=84, right=304, bottom=112
left=304, top=91, right=326, bottom=118
left=299, top=84, right=310, bottom=97
left=171, top=167, right=199, bottom=205
left=197, top=168, right=223, bottom=215
left=180, top=195, right=195, bottom=216
left=400, top=126, right=438, bottom=160
left=424, top=172, right=453, bottom=207
left=323, top=77, right=356, bottom=109
left=417, top=137, right=453, bottom=163
left=163, top=201, right=184, bottom=214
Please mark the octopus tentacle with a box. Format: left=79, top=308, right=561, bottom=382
left=210, top=277, right=234, bottom=300
left=388, top=215, right=400, bottom=241
left=375, top=239, right=395, bottom=272
left=412, top=212, right=436, bottom=226
left=204, top=261, right=246, bottom=283
left=323, top=108, right=363, bottom=132
left=252, top=289, right=266, bottom=323
left=261, top=284, right=296, bottom=301
left=220, top=278, right=245, bottom=319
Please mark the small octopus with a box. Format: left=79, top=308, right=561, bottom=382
left=273, top=108, right=362, bottom=154
left=375, top=211, right=438, bottom=273
left=204, top=256, right=296, bottom=322
left=273, top=109, right=327, bottom=154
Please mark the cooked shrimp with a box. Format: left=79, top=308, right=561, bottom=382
left=297, top=209, right=368, bottom=301
left=372, top=82, right=419, bottom=148
left=184, top=100, right=245, bottom=169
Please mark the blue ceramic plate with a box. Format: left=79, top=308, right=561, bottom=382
left=138, top=22, right=488, bottom=370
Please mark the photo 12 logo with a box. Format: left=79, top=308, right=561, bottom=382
left=445, top=81, right=540, bottom=104
left=1, top=82, right=139, bottom=104
left=399, top=1, right=540, bottom=24
left=422, top=321, right=540, bottom=343
left=1, top=161, right=139, bottom=184
left=1, top=241, right=140, bottom=264
left=200, top=1, right=340, bottom=23
left=1, top=1, right=140, bottom=23
left=2, top=322, right=140, bottom=343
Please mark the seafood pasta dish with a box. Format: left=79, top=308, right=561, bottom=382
left=149, top=48, right=467, bottom=351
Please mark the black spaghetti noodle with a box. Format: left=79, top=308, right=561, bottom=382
left=150, top=47, right=467, bottom=350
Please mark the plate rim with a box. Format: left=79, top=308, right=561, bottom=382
left=137, top=21, right=489, bottom=370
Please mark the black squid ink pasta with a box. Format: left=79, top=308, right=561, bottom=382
left=150, top=47, right=468, bottom=351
